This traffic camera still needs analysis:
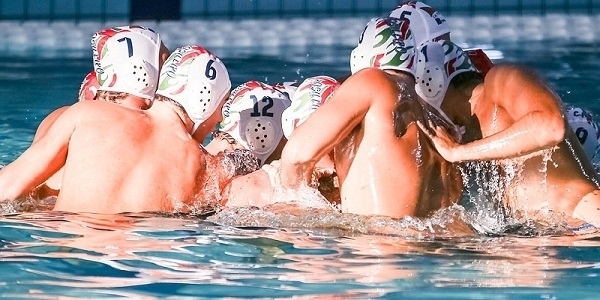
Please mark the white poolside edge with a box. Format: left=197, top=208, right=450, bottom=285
left=0, top=14, right=598, bottom=56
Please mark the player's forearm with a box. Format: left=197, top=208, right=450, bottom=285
left=279, top=144, right=317, bottom=189
left=0, top=165, right=34, bottom=201
left=452, top=111, right=565, bottom=161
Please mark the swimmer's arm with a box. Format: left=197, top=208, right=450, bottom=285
left=32, top=106, right=69, bottom=143
left=423, top=65, right=566, bottom=162
left=279, top=69, right=378, bottom=188
left=0, top=107, right=74, bottom=200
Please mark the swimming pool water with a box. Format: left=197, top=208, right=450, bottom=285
left=2, top=15, right=600, bottom=298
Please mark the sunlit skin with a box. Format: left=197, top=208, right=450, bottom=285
left=276, top=67, right=462, bottom=218
left=419, top=64, right=600, bottom=225
left=27, top=42, right=172, bottom=199
left=0, top=98, right=235, bottom=214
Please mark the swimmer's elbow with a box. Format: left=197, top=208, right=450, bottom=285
left=281, top=141, right=318, bottom=167
left=540, top=115, right=566, bottom=146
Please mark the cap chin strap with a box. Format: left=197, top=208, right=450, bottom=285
left=192, top=121, right=202, bottom=135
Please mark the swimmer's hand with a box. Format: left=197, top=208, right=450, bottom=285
left=417, top=120, right=461, bottom=162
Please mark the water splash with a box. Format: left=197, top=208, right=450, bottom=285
left=413, top=132, right=423, bottom=167
left=262, top=161, right=338, bottom=212
left=565, top=137, right=600, bottom=187
left=490, top=103, right=499, bottom=131
left=459, top=160, right=513, bottom=234
left=208, top=203, right=477, bottom=238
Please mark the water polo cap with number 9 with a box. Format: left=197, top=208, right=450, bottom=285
left=350, top=17, right=416, bottom=76
left=219, top=81, right=291, bottom=165
left=156, top=45, right=231, bottom=133
left=566, top=106, right=600, bottom=160
left=91, top=25, right=162, bottom=100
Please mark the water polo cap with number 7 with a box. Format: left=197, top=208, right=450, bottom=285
left=156, top=45, right=231, bottom=133
left=91, top=25, right=162, bottom=100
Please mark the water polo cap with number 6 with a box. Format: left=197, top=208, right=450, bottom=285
left=219, top=81, right=291, bottom=165
left=156, top=45, right=231, bottom=132
left=350, top=17, right=416, bottom=76
left=281, top=76, right=340, bottom=139
left=389, top=1, right=451, bottom=46
left=91, top=25, right=162, bottom=100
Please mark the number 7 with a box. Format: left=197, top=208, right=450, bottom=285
left=117, top=37, right=133, bottom=58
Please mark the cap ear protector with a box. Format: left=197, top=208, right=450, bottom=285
left=350, top=17, right=417, bottom=76
left=389, top=1, right=451, bottom=46
left=219, top=81, right=291, bottom=165
left=91, top=26, right=161, bottom=101
left=156, top=45, right=231, bottom=133
left=78, top=71, right=100, bottom=102
left=281, top=76, right=340, bottom=138
left=414, top=40, right=476, bottom=124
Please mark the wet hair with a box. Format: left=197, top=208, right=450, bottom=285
left=95, top=90, right=129, bottom=104
left=220, top=148, right=260, bottom=176
left=212, top=130, right=238, bottom=145
left=450, top=70, right=483, bottom=94
left=154, top=94, right=187, bottom=116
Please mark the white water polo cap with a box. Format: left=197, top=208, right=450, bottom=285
left=566, top=106, right=600, bottom=160
left=273, top=81, right=299, bottom=100
left=281, top=76, right=340, bottom=139
left=414, top=40, right=476, bottom=121
left=389, top=1, right=451, bottom=46
left=91, top=25, right=161, bottom=100
left=350, top=17, right=416, bottom=75
left=156, top=45, right=231, bottom=132
left=77, top=71, right=100, bottom=101
left=219, top=81, right=291, bottom=165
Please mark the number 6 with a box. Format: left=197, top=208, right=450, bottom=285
left=205, top=59, right=217, bottom=80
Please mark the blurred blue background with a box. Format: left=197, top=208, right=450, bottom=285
left=0, top=0, right=598, bottom=22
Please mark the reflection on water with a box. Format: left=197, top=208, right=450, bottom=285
left=1, top=30, right=600, bottom=298
left=1, top=212, right=600, bottom=298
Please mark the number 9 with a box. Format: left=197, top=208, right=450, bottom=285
left=576, top=127, right=588, bottom=144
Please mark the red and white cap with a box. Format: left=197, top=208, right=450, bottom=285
left=77, top=71, right=100, bottom=102
left=218, top=81, right=291, bottom=165
left=91, top=25, right=162, bottom=101
left=156, top=45, right=231, bottom=133
left=389, top=1, right=451, bottom=46
left=281, top=76, right=340, bottom=139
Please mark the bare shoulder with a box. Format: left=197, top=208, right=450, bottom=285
left=344, top=68, right=396, bottom=89
left=486, top=63, right=546, bottom=90
left=33, top=106, right=70, bottom=142
left=224, top=168, right=273, bottom=207
left=334, top=68, right=400, bottom=104
left=69, top=100, right=141, bottom=124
